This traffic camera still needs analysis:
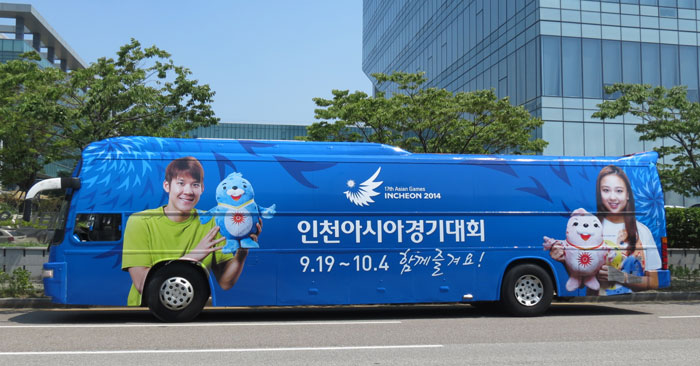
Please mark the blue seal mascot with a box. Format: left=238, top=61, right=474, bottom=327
left=200, top=172, right=276, bottom=254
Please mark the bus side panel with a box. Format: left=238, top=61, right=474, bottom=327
left=209, top=251, right=277, bottom=306
left=55, top=138, right=668, bottom=307
left=474, top=250, right=584, bottom=301
left=274, top=250, right=476, bottom=305
left=63, top=247, right=132, bottom=305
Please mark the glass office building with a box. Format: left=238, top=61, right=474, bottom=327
left=362, top=0, right=700, bottom=205
left=191, top=122, right=309, bottom=141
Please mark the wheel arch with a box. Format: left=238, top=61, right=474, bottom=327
left=497, top=257, right=560, bottom=301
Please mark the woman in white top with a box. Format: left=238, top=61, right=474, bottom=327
left=549, top=165, right=661, bottom=292
left=594, top=165, right=661, bottom=292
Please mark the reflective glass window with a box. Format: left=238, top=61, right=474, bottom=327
left=605, top=123, right=625, bottom=156
left=564, top=122, right=585, bottom=156
left=499, top=77, right=508, bottom=98
left=622, top=42, right=641, bottom=84
left=526, top=39, right=538, bottom=101
left=517, top=46, right=526, bottom=104
left=659, top=7, right=678, bottom=17
left=508, top=52, right=517, bottom=101
left=602, top=40, right=622, bottom=98
left=584, top=123, right=605, bottom=156
left=499, top=0, right=506, bottom=24
left=583, top=38, right=603, bottom=98
left=542, top=36, right=562, bottom=96
left=624, top=125, right=644, bottom=154
left=661, top=44, right=679, bottom=88
left=678, top=0, right=695, bottom=7
left=491, top=65, right=499, bottom=92
left=562, top=37, right=583, bottom=97
left=542, top=121, right=564, bottom=155
left=641, top=43, right=660, bottom=86
left=680, top=46, right=699, bottom=101
left=640, top=0, right=658, bottom=4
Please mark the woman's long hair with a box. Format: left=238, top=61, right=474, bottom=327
left=596, top=165, right=638, bottom=255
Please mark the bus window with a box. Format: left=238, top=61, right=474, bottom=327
left=73, top=214, right=122, bottom=242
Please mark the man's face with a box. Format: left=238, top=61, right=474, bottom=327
left=163, top=174, right=203, bottom=214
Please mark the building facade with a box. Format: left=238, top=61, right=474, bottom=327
left=363, top=0, right=700, bottom=205
left=190, top=122, right=308, bottom=141
left=0, top=3, right=84, bottom=70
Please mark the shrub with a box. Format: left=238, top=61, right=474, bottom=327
left=665, top=207, right=700, bottom=249
left=0, top=268, right=35, bottom=297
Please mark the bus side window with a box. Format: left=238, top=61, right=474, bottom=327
left=74, top=214, right=122, bottom=242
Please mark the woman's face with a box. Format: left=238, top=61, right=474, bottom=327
left=600, top=174, right=628, bottom=214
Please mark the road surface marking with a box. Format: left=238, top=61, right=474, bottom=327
left=658, top=315, right=700, bottom=319
left=0, top=344, right=443, bottom=356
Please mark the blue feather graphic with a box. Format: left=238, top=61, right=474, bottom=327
left=240, top=140, right=276, bottom=156
left=213, top=151, right=237, bottom=180
left=516, top=176, right=553, bottom=203
left=550, top=163, right=571, bottom=186
left=274, top=156, right=337, bottom=188
left=469, top=160, right=518, bottom=177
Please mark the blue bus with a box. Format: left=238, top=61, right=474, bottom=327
left=24, top=137, right=670, bottom=321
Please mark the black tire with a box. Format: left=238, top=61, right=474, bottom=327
left=0, top=211, right=11, bottom=221
left=500, top=263, right=553, bottom=317
left=145, top=262, right=210, bottom=322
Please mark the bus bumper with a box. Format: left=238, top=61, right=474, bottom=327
left=42, top=262, right=67, bottom=303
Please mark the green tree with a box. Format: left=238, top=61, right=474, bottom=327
left=60, top=38, right=219, bottom=150
left=0, top=39, right=219, bottom=193
left=593, top=83, right=700, bottom=196
left=0, top=52, right=73, bottom=193
left=304, top=72, right=546, bottom=154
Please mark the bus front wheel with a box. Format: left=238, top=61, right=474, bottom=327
left=500, top=263, right=553, bottom=317
left=145, top=263, right=210, bottom=322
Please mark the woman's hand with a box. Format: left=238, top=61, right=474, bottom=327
left=545, top=238, right=565, bottom=262
left=597, top=265, right=611, bottom=288
left=181, top=226, right=226, bottom=262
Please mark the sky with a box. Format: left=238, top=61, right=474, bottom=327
left=20, top=0, right=372, bottom=125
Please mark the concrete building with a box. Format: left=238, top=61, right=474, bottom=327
left=362, top=0, right=700, bottom=205
left=0, top=2, right=85, bottom=70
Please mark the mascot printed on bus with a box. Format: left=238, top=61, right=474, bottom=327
left=543, top=208, right=616, bottom=291
left=200, top=172, right=276, bottom=254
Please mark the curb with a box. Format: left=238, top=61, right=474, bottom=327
left=0, top=297, right=93, bottom=309
left=571, top=291, right=700, bottom=303
left=2, top=292, right=700, bottom=309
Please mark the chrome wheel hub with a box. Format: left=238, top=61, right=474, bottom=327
left=513, top=274, right=543, bottom=307
left=159, top=277, right=194, bottom=311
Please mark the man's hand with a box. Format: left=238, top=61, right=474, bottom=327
left=182, top=226, right=226, bottom=262
left=250, top=219, right=263, bottom=242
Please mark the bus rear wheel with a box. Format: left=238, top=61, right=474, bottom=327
left=500, top=263, right=553, bottom=317
left=145, top=262, right=210, bottom=322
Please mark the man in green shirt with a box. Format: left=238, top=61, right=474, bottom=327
left=122, top=157, right=259, bottom=306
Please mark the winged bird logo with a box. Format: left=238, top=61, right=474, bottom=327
left=344, top=167, right=383, bottom=206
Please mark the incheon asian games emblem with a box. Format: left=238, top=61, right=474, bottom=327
left=344, top=167, right=383, bottom=207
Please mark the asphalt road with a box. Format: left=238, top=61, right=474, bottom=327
left=1, top=302, right=699, bottom=365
